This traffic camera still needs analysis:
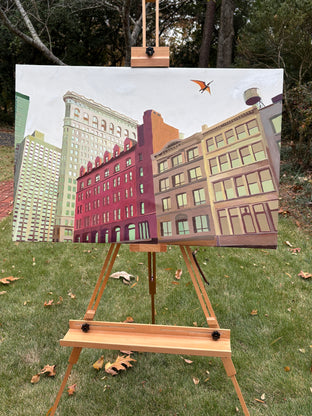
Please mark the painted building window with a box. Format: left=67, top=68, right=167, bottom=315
left=172, top=154, right=183, bottom=167
left=101, top=120, right=106, bottom=131
left=229, top=208, right=243, bottom=234
left=95, top=174, right=100, bottom=182
left=225, top=129, right=235, bottom=144
left=114, top=163, right=120, bottom=172
left=139, top=221, right=150, bottom=239
left=126, top=158, right=132, bottom=167
left=159, top=178, right=169, bottom=192
left=92, top=116, right=98, bottom=129
left=187, top=147, right=199, bottom=161
left=176, top=193, right=187, bottom=208
left=241, top=206, right=256, bottom=233
left=253, top=204, right=270, bottom=232
left=219, top=154, right=229, bottom=171
left=236, top=124, right=247, bottom=140
left=224, top=179, right=235, bottom=199
left=159, top=160, right=168, bottom=173
left=124, top=129, right=129, bottom=137
left=246, top=172, right=260, bottom=194
left=206, top=138, right=215, bottom=152
left=127, top=224, right=136, bottom=241
left=218, top=209, right=231, bottom=235
left=74, top=108, right=80, bottom=119
left=193, top=188, right=206, bottom=205
left=162, top=197, right=171, bottom=212
left=104, top=169, right=109, bottom=177
left=113, top=226, right=121, bottom=242
left=176, top=216, right=190, bottom=235
left=260, top=169, right=274, bottom=192
left=129, top=172, right=132, bottom=180
left=209, top=158, right=219, bottom=175
left=139, top=184, right=144, bottom=194
left=214, top=182, right=224, bottom=201
left=109, top=123, right=114, bottom=135
left=116, top=126, right=121, bottom=138
left=188, top=167, right=202, bottom=181
left=215, top=134, right=225, bottom=148
left=252, top=142, right=265, bottom=161
left=173, top=172, right=184, bottom=187
left=83, top=113, right=89, bottom=123
left=139, top=167, right=143, bottom=176
left=235, top=177, right=247, bottom=197
left=87, top=178, right=92, bottom=186
left=193, top=215, right=210, bottom=233
left=268, top=200, right=279, bottom=230
left=240, top=146, right=253, bottom=164
left=130, top=205, right=134, bottom=216
left=271, top=115, right=282, bottom=134
left=160, top=221, right=172, bottom=237
left=229, top=150, right=240, bottom=168
left=247, top=119, right=259, bottom=135
left=140, top=202, right=145, bottom=214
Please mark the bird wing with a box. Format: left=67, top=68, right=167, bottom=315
left=191, top=80, right=207, bottom=89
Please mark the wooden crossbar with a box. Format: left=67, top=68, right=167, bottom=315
left=60, top=320, right=231, bottom=358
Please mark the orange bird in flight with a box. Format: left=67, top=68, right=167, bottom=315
left=191, top=80, right=213, bottom=94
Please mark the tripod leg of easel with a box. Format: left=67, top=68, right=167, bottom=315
left=222, top=357, right=250, bottom=416
left=148, top=252, right=157, bottom=324
left=47, top=347, right=82, bottom=416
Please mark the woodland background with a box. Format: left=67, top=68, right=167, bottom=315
left=0, top=0, right=311, bottom=173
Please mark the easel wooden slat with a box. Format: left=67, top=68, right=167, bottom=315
left=60, top=320, right=231, bottom=357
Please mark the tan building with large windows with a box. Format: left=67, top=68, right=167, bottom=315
left=152, top=95, right=282, bottom=247
left=152, top=132, right=216, bottom=245
left=202, top=98, right=281, bottom=247
left=53, top=91, right=138, bottom=242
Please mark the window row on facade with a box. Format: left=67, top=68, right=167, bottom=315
left=158, top=166, right=204, bottom=192
left=206, top=118, right=260, bottom=153
left=158, top=146, right=201, bottom=174
left=208, top=140, right=266, bottom=175
left=213, top=168, right=275, bottom=202
left=160, top=214, right=210, bottom=237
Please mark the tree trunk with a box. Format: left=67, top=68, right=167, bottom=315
left=198, top=0, right=216, bottom=68
left=217, top=0, right=235, bottom=68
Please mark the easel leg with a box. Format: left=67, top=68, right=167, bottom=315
left=148, top=252, right=156, bottom=324
left=222, top=358, right=250, bottom=416
left=47, top=347, right=82, bottom=416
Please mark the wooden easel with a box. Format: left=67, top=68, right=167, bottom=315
left=47, top=3, right=250, bottom=414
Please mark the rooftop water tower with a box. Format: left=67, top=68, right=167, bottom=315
left=244, top=88, right=264, bottom=108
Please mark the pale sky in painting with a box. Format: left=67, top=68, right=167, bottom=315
left=16, top=66, right=283, bottom=148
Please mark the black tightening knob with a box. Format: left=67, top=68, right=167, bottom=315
left=212, top=330, right=221, bottom=341
left=81, top=323, right=90, bottom=333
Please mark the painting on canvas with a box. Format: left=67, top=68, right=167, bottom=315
left=14, top=66, right=283, bottom=247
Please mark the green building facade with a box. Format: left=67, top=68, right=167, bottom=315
left=13, top=131, right=61, bottom=242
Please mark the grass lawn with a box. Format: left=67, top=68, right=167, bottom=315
left=0, top=213, right=311, bottom=416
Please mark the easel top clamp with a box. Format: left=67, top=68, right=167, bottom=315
left=131, top=0, right=170, bottom=67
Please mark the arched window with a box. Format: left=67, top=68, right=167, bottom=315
left=109, top=123, right=114, bottom=135
left=74, top=108, right=80, bottom=119
left=116, top=126, right=121, bottom=138
left=124, top=129, right=129, bottom=138
left=113, top=226, right=121, bottom=242
left=113, top=144, right=120, bottom=157
left=126, top=224, right=136, bottom=241
left=87, top=161, right=93, bottom=173
left=101, top=120, right=106, bottom=131
left=132, top=132, right=136, bottom=140
left=92, top=116, right=98, bottom=129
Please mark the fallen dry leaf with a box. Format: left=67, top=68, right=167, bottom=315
left=285, top=241, right=293, bottom=247
left=44, top=299, right=54, bottom=307
left=180, top=356, right=193, bottom=364
left=175, top=269, right=182, bottom=280
left=0, top=291, right=7, bottom=295
left=290, top=247, right=301, bottom=254
left=0, top=276, right=20, bottom=285
left=192, top=376, right=199, bottom=385
left=284, top=366, right=291, bottom=372
left=105, top=355, right=136, bottom=376
left=110, top=271, right=134, bottom=284
left=31, top=374, right=41, bottom=384
left=255, top=398, right=265, bottom=404
left=40, top=364, right=56, bottom=377
left=298, top=271, right=312, bottom=279
left=93, top=355, right=105, bottom=370
left=68, top=291, right=76, bottom=299
left=68, top=383, right=77, bottom=395
left=250, top=309, right=258, bottom=316
left=123, top=316, right=134, bottom=323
